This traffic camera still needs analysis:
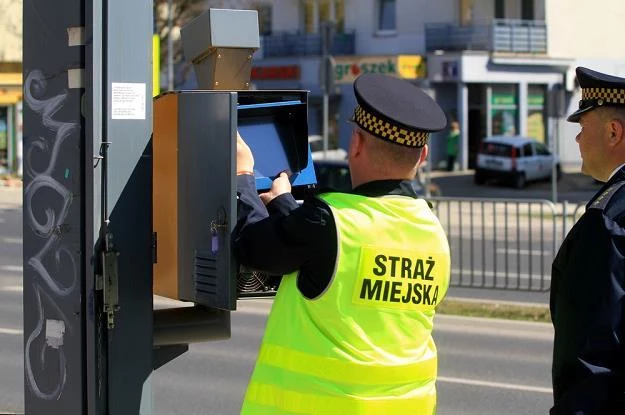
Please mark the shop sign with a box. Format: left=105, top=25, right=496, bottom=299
left=333, top=55, right=426, bottom=84
left=251, top=65, right=300, bottom=80
left=491, top=92, right=517, bottom=106
left=528, top=93, right=545, bottom=107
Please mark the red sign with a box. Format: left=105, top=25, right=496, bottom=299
left=251, top=65, right=300, bottom=80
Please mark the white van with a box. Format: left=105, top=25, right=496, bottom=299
left=474, top=136, right=560, bottom=189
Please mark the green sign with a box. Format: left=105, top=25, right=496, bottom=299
left=491, top=92, right=517, bottom=106
left=528, top=93, right=544, bottom=107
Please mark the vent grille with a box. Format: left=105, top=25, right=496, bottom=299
left=194, top=250, right=218, bottom=295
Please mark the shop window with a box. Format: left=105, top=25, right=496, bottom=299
left=491, top=85, right=518, bottom=136
left=527, top=84, right=546, bottom=143
left=377, top=0, right=396, bottom=32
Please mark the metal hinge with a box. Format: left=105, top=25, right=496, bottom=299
left=98, top=232, right=120, bottom=329
left=102, top=249, right=120, bottom=329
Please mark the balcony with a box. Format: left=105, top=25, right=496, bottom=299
left=261, top=31, right=356, bottom=57
left=425, top=19, right=547, bottom=54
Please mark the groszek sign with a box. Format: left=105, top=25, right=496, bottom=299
left=333, top=55, right=426, bottom=84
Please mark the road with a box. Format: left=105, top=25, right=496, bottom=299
left=0, top=182, right=560, bottom=414
left=430, top=169, right=600, bottom=203
left=0, top=295, right=554, bottom=415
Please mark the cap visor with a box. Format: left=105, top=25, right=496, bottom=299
left=566, top=106, right=593, bottom=123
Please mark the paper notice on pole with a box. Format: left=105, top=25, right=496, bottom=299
left=111, top=82, right=146, bottom=120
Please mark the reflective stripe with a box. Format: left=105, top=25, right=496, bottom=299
left=244, top=382, right=436, bottom=415
left=258, top=343, right=437, bottom=385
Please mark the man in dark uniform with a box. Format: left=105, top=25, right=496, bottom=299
left=233, top=74, right=450, bottom=414
left=550, top=67, right=625, bottom=414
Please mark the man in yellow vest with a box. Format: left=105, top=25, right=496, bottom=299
left=233, top=73, right=451, bottom=414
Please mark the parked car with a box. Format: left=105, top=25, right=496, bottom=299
left=474, top=136, right=561, bottom=189
left=313, top=159, right=440, bottom=196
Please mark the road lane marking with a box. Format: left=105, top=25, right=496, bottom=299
left=0, top=265, right=23, bottom=272
left=0, top=327, right=22, bottom=335
left=0, top=285, right=22, bottom=293
left=438, top=376, right=552, bottom=394
left=1, top=237, right=22, bottom=244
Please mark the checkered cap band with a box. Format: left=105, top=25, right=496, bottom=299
left=353, top=105, right=430, bottom=148
left=581, top=87, right=625, bottom=104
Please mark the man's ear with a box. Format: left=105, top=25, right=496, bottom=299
left=419, top=145, right=429, bottom=165
left=350, top=129, right=365, bottom=158
left=608, top=119, right=625, bottom=146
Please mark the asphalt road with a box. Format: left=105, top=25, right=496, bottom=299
left=0, top=294, right=555, bottom=415
left=429, top=169, right=601, bottom=203
left=151, top=299, right=556, bottom=415
left=1, top=184, right=557, bottom=414
left=6, top=173, right=590, bottom=412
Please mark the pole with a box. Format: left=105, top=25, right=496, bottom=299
left=551, top=117, right=558, bottom=203
left=167, top=0, right=174, bottom=91
left=323, top=91, right=329, bottom=159
left=319, top=21, right=334, bottom=159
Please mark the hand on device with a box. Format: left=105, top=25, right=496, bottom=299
left=259, top=171, right=291, bottom=205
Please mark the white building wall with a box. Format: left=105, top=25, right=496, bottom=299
left=547, top=0, right=625, bottom=60
left=470, top=0, right=494, bottom=21
left=0, top=0, right=22, bottom=62
left=348, top=0, right=457, bottom=55
left=272, top=0, right=301, bottom=32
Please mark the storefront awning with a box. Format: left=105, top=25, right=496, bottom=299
left=0, top=72, right=22, bottom=86
left=0, top=72, right=23, bottom=105
left=0, top=88, right=22, bottom=105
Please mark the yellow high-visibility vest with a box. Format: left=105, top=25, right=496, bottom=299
left=241, top=192, right=451, bottom=415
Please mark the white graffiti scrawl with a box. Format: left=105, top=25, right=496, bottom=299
left=23, top=69, right=79, bottom=400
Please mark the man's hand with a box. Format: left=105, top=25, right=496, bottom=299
left=236, top=131, right=254, bottom=175
left=259, top=172, right=291, bottom=205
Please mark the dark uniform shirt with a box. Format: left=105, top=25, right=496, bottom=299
left=550, top=166, right=625, bottom=414
left=233, top=174, right=422, bottom=299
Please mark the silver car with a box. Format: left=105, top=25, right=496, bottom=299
left=474, top=136, right=561, bottom=189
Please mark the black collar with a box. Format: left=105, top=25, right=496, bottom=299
left=351, top=179, right=420, bottom=198
left=587, top=166, right=625, bottom=207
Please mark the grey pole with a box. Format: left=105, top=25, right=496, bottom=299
left=167, top=0, right=174, bottom=91
left=320, top=21, right=334, bottom=159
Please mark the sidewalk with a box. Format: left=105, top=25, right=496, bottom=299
left=0, top=187, right=22, bottom=208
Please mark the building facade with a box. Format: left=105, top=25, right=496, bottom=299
left=0, top=0, right=22, bottom=175
left=247, top=0, right=625, bottom=170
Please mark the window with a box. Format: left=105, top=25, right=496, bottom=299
left=491, top=85, right=518, bottom=136
left=495, top=0, right=504, bottom=18
left=377, top=0, right=396, bottom=32
left=522, top=143, right=533, bottom=157
left=303, top=0, right=345, bottom=34
left=527, top=85, right=546, bottom=143
left=254, top=3, right=272, bottom=35
left=481, top=143, right=513, bottom=157
left=534, top=143, right=550, bottom=156
left=521, top=0, right=534, bottom=20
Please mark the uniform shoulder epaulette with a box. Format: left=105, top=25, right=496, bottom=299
left=589, top=181, right=625, bottom=210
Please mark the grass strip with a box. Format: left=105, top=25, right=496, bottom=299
left=438, top=299, right=551, bottom=323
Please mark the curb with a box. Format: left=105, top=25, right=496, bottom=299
left=440, top=296, right=550, bottom=323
